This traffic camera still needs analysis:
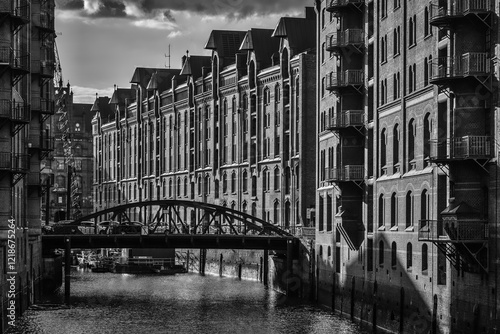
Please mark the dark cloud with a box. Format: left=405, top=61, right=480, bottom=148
left=56, top=0, right=306, bottom=20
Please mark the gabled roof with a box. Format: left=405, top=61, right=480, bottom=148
left=272, top=16, right=316, bottom=53
left=180, top=55, right=211, bottom=81
left=91, top=96, right=114, bottom=123
left=204, top=30, right=247, bottom=58
left=130, top=68, right=180, bottom=90
left=239, top=29, right=279, bottom=68
left=109, top=88, right=135, bottom=106
left=441, top=201, right=479, bottom=216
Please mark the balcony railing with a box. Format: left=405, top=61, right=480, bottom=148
left=32, top=97, right=55, bottom=115
left=430, top=136, right=491, bottom=161
left=31, top=60, right=55, bottom=77
left=326, top=0, right=364, bottom=11
left=430, top=0, right=491, bottom=26
left=0, top=99, right=30, bottom=123
left=0, top=152, right=29, bottom=172
left=325, top=110, right=364, bottom=130
left=429, top=53, right=490, bottom=83
left=326, top=70, right=364, bottom=90
left=325, top=165, right=364, bottom=182
left=0, top=0, right=29, bottom=22
left=418, top=219, right=488, bottom=242
left=28, top=134, right=54, bottom=151
left=0, top=47, right=29, bottom=72
left=326, top=29, right=364, bottom=51
left=33, top=11, right=55, bottom=31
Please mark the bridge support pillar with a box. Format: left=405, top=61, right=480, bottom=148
left=286, top=238, right=293, bottom=296
left=64, top=238, right=71, bottom=305
left=199, top=248, right=206, bottom=276
left=219, top=254, right=223, bottom=277
left=263, top=249, right=269, bottom=287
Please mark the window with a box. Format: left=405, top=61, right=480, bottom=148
left=408, top=65, right=414, bottom=93
left=408, top=119, right=415, bottom=166
left=424, top=7, right=430, bottom=37
left=380, top=78, right=387, bottom=105
left=424, top=113, right=431, bottom=159
left=406, top=191, right=413, bottom=228
left=408, top=16, right=416, bottom=46
left=407, top=243, right=413, bottom=270
left=421, top=189, right=428, bottom=222
left=394, top=0, right=400, bottom=9
left=378, top=194, right=384, bottom=227
left=273, top=201, right=279, bottom=225
left=393, top=124, right=399, bottom=167
left=390, top=193, right=397, bottom=228
left=380, top=129, right=387, bottom=173
left=231, top=172, right=236, bottom=193
left=263, top=169, right=269, bottom=191
left=326, top=195, right=332, bottom=231
left=380, top=35, right=387, bottom=63
left=242, top=170, right=248, bottom=193
left=318, top=196, right=324, bottom=231
left=422, top=244, right=428, bottom=273
left=391, top=242, right=397, bottom=269
left=321, top=42, right=325, bottom=63
left=381, top=0, right=387, bottom=18
left=393, top=72, right=400, bottom=99
left=274, top=167, right=280, bottom=190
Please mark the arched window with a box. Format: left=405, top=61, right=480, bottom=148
left=169, top=179, right=173, bottom=197
left=407, top=242, right=413, bottom=270
left=380, top=128, right=387, bottom=174
left=390, top=192, right=397, bottom=228
left=273, top=201, right=279, bottom=225
left=422, top=244, right=428, bottom=273
left=408, top=119, right=415, bottom=167
left=184, top=177, right=188, bottom=196
left=222, top=173, right=227, bottom=193
left=177, top=178, right=181, bottom=197
left=423, top=114, right=431, bottom=160
left=204, top=175, right=210, bottom=195
left=252, top=202, right=257, bottom=217
left=215, top=179, right=219, bottom=198
left=379, top=240, right=385, bottom=266
left=406, top=191, right=413, bottom=228
left=231, top=172, right=236, bottom=193
left=251, top=175, right=257, bottom=197
left=197, top=176, right=202, bottom=194
left=285, top=166, right=291, bottom=194
left=327, top=246, right=331, bottom=257
left=274, top=167, right=280, bottom=190
left=242, top=170, right=248, bottom=193
left=391, top=242, right=397, bottom=269
left=284, top=201, right=290, bottom=228
left=282, top=48, right=289, bottom=79
left=421, top=189, right=428, bottom=222
left=378, top=194, right=384, bottom=227
left=393, top=124, right=399, bottom=168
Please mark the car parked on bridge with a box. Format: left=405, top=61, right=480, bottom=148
left=111, top=221, right=142, bottom=234
left=97, top=221, right=120, bottom=234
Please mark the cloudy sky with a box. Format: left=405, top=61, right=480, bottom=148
left=54, top=0, right=308, bottom=103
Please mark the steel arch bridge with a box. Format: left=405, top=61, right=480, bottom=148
left=75, top=200, right=292, bottom=237
left=42, top=200, right=296, bottom=251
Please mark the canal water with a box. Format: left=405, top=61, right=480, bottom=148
left=8, top=269, right=365, bottom=334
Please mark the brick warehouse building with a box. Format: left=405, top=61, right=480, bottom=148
left=0, top=0, right=56, bottom=330
left=315, top=0, right=499, bottom=333
left=92, top=11, right=316, bottom=240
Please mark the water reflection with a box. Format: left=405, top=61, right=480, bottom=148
left=10, top=270, right=364, bottom=334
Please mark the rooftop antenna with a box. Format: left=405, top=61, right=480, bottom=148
left=165, top=44, right=171, bottom=69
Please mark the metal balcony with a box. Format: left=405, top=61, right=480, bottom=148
left=326, top=29, right=364, bottom=52
left=0, top=0, right=30, bottom=27
left=326, top=0, right=364, bottom=12
left=28, top=134, right=54, bottom=152
left=430, top=136, right=491, bottom=163
left=429, top=0, right=492, bottom=27
left=325, top=165, right=364, bottom=182
left=33, top=10, right=55, bottom=31
left=0, top=47, right=30, bottom=72
left=326, top=70, right=364, bottom=91
left=0, top=99, right=30, bottom=123
left=32, top=97, right=55, bottom=115
left=325, top=110, right=364, bottom=131
left=419, top=219, right=488, bottom=243
left=0, top=152, right=29, bottom=173
left=429, top=53, right=490, bottom=85
left=31, top=60, right=55, bottom=78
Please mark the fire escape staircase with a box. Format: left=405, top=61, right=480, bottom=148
left=418, top=202, right=488, bottom=273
